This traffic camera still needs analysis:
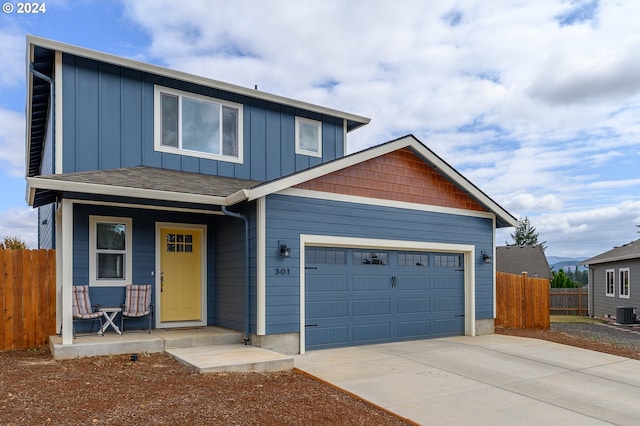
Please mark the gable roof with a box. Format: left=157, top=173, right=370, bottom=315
left=581, top=239, right=640, bottom=265
left=26, top=35, right=370, bottom=130
left=246, top=135, right=517, bottom=228
left=496, top=245, right=552, bottom=279
left=25, top=35, right=370, bottom=179
left=27, top=135, right=517, bottom=227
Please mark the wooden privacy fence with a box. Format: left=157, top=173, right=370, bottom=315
left=0, top=249, right=56, bottom=350
left=550, top=288, right=588, bottom=316
left=496, top=271, right=550, bottom=329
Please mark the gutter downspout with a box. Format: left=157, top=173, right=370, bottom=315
left=221, top=205, right=250, bottom=345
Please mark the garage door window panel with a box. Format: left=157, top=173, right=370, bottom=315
left=399, top=252, right=429, bottom=267
left=354, top=251, right=388, bottom=265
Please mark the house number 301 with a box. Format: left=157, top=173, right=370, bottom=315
left=275, top=268, right=290, bottom=275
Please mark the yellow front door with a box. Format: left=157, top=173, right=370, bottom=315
left=160, top=227, right=202, bottom=322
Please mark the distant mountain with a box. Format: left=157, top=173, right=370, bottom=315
left=546, top=256, right=587, bottom=272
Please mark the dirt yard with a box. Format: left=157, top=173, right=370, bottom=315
left=3, top=317, right=639, bottom=425
left=0, top=348, right=409, bottom=425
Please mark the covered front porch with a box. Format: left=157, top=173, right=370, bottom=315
left=49, top=327, right=293, bottom=373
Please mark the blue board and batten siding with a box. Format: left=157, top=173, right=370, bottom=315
left=60, top=54, right=345, bottom=179
left=263, top=194, right=495, bottom=336
left=70, top=204, right=221, bottom=331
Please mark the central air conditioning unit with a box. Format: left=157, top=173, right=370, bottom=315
left=616, top=306, right=636, bottom=324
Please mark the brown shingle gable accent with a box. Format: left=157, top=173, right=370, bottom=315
left=294, top=148, right=487, bottom=212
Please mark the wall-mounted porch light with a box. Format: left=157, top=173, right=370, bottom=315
left=481, top=251, right=492, bottom=264
left=279, top=241, right=291, bottom=258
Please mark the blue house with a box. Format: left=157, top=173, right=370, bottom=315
left=25, top=36, right=516, bottom=353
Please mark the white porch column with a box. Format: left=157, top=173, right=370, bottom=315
left=60, top=199, right=74, bottom=344
left=256, top=197, right=266, bottom=335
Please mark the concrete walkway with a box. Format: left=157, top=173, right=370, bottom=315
left=294, top=334, right=640, bottom=425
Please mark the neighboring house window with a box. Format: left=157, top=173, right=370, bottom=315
left=295, top=116, right=322, bottom=157
left=154, top=85, right=243, bottom=163
left=89, top=216, right=132, bottom=287
left=605, top=269, right=615, bottom=297
left=619, top=268, right=630, bottom=299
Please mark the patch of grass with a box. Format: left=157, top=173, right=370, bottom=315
left=550, top=315, right=605, bottom=324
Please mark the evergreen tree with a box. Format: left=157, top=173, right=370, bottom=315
left=509, top=217, right=547, bottom=250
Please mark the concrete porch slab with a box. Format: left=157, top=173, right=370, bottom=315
left=166, top=344, right=295, bottom=373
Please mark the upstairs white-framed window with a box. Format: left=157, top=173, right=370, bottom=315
left=154, top=85, right=243, bottom=163
left=619, top=268, right=630, bottom=299
left=89, top=216, right=132, bottom=287
left=605, top=269, right=615, bottom=297
left=295, top=116, right=322, bottom=158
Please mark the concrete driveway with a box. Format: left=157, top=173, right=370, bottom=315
left=294, top=334, right=640, bottom=425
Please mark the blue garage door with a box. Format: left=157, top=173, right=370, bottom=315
left=305, top=247, right=465, bottom=350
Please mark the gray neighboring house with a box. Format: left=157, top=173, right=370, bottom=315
left=581, top=239, right=640, bottom=319
left=496, top=245, right=552, bottom=279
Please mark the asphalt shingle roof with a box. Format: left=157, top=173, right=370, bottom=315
left=35, top=166, right=262, bottom=197
left=496, top=245, right=552, bottom=279
left=581, top=239, right=640, bottom=265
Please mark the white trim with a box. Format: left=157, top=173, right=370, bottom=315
left=298, top=234, right=475, bottom=354
left=155, top=222, right=208, bottom=328
left=60, top=199, right=74, bottom=344
left=153, top=85, right=244, bottom=164
left=619, top=267, right=630, bottom=299
left=257, top=197, right=266, bottom=335
left=89, top=216, right=133, bottom=287
left=278, top=188, right=497, bottom=221
left=27, top=35, right=369, bottom=131
left=492, top=216, right=497, bottom=319
left=26, top=176, right=230, bottom=206
left=343, top=119, right=348, bottom=156
left=606, top=268, right=615, bottom=297
left=55, top=50, right=63, bottom=174
left=295, top=116, right=322, bottom=158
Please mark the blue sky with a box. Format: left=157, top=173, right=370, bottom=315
left=1, top=0, right=640, bottom=258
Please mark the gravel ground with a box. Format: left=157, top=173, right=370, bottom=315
left=499, top=320, right=640, bottom=361
left=551, top=322, right=640, bottom=351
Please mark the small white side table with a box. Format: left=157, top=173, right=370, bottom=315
left=98, top=307, right=122, bottom=335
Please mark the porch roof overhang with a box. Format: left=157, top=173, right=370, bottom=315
left=26, top=166, right=261, bottom=208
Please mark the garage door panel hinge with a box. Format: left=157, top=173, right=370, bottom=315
left=455, top=314, right=465, bottom=317
left=455, top=269, right=465, bottom=271
left=305, top=266, right=317, bottom=270
left=305, top=324, right=318, bottom=327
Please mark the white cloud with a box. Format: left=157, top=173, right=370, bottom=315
left=2, top=0, right=640, bottom=258
left=0, top=207, right=37, bottom=249
left=503, top=193, right=564, bottom=212
left=0, top=32, right=25, bottom=88
left=0, top=108, right=25, bottom=177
